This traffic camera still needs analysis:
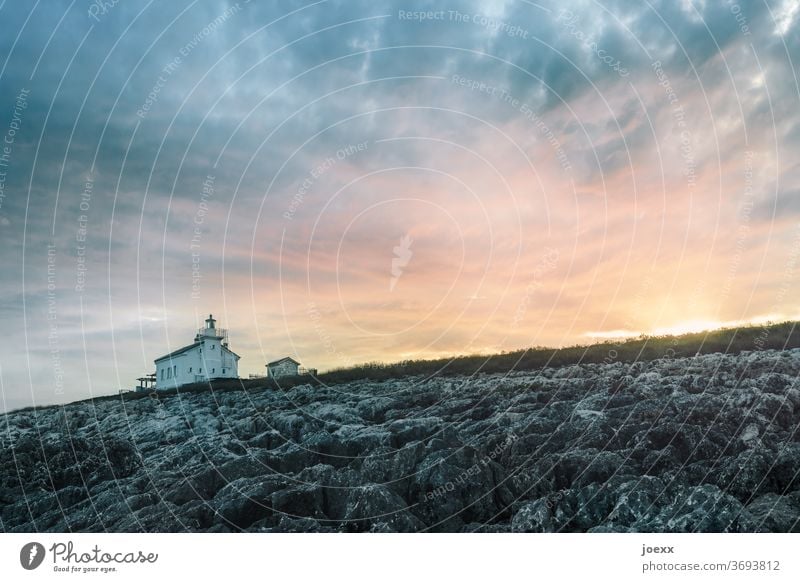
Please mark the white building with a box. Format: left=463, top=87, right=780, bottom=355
left=266, top=356, right=301, bottom=378
left=155, top=314, right=240, bottom=389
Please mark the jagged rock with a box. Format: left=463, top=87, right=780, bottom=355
left=271, top=485, right=325, bottom=519
left=269, top=413, right=307, bottom=441
left=246, top=429, right=285, bottom=449
left=343, top=484, right=422, bottom=532
left=1, top=348, right=799, bottom=532
left=549, top=483, right=619, bottom=531
left=745, top=494, right=800, bottom=532
left=329, top=424, right=392, bottom=457
left=360, top=443, right=425, bottom=495
left=607, top=477, right=668, bottom=527
left=511, top=498, right=554, bottom=532
left=212, top=475, right=288, bottom=529
left=388, top=417, right=444, bottom=447
left=306, top=403, right=361, bottom=425
left=632, top=485, right=753, bottom=532
left=355, top=397, right=396, bottom=422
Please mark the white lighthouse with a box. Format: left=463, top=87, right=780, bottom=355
left=154, top=314, right=240, bottom=389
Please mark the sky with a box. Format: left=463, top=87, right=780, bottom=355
left=1, top=0, right=799, bottom=411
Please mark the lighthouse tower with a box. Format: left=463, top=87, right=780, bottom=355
left=154, top=313, right=240, bottom=389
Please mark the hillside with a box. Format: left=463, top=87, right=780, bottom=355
left=243, top=321, right=800, bottom=387
left=2, top=346, right=800, bottom=532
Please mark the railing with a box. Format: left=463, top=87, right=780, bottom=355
left=196, top=327, right=229, bottom=343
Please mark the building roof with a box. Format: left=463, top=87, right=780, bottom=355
left=266, top=356, right=301, bottom=367
left=154, top=342, right=241, bottom=363
left=154, top=342, right=201, bottom=363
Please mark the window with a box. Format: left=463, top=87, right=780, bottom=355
left=198, top=368, right=202, bottom=373
left=173, top=365, right=177, bottom=377
left=211, top=344, right=215, bottom=350
left=188, top=367, right=192, bottom=373
left=167, top=368, right=171, bottom=379
left=222, top=368, right=226, bottom=374
left=160, top=369, right=164, bottom=380
left=212, top=368, right=215, bottom=374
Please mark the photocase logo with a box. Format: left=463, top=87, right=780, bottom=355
left=390, top=234, right=413, bottom=291
left=20, top=542, right=45, bottom=570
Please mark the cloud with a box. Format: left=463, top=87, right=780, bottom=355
left=0, top=0, right=799, bottom=410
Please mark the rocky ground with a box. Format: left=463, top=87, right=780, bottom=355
left=2, top=349, right=800, bottom=532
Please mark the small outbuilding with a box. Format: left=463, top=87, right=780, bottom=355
left=266, top=356, right=301, bottom=378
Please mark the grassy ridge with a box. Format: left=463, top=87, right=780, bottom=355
left=144, top=320, right=800, bottom=395
left=317, top=320, right=800, bottom=383
left=8, top=320, right=799, bottom=413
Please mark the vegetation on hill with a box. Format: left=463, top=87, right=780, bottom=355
left=8, top=320, right=800, bottom=413
left=135, top=319, right=800, bottom=397
left=316, top=320, right=800, bottom=383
